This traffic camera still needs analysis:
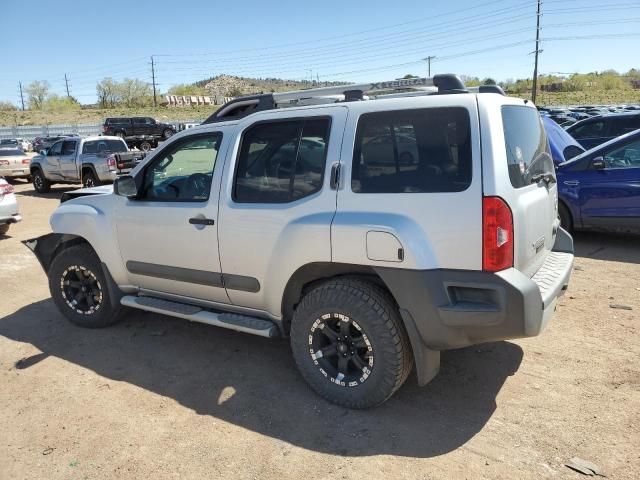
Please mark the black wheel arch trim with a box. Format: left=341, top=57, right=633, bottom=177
left=22, top=233, right=86, bottom=273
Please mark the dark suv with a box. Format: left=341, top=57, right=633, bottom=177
left=566, top=112, right=640, bottom=149
left=102, top=117, right=176, bottom=139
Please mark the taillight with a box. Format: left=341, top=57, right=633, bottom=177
left=0, top=160, right=8, bottom=166
left=107, top=154, right=116, bottom=169
left=482, top=196, right=513, bottom=272
left=22, top=158, right=30, bottom=165
left=0, top=183, right=14, bottom=195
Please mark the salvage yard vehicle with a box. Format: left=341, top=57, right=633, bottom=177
left=29, top=135, right=145, bottom=192
left=103, top=117, right=176, bottom=140
left=0, top=178, right=21, bottom=235
left=566, top=112, right=640, bottom=149
left=0, top=147, right=32, bottom=181
left=556, top=128, right=640, bottom=233
left=24, top=75, right=574, bottom=408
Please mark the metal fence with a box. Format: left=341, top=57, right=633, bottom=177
left=0, top=120, right=204, bottom=141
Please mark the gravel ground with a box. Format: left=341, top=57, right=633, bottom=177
left=0, top=180, right=638, bottom=480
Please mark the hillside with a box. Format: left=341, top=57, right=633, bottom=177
left=195, top=74, right=346, bottom=97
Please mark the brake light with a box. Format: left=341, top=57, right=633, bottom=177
left=0, top=183, right=14, bottom=195
left=482, top=196, right=513, bottom=272
left=22, top=158, right=31, bottom=165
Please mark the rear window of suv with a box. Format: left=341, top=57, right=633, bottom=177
left=502, top=106, right=554, bottom=188
left=351, top=107, right=471, bottom=193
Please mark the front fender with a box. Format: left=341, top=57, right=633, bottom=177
left=22, top=233, right=78, bottom=272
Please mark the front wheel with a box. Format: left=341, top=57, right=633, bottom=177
left=162, top=128, right=174, bottom=139
left=32, top=169, right=51, bottom=193
left=48, top=244, right=123, bottom=328
left=0, top=224, right=10, bottom=235
left=290, top=278, right=413, bottom=409
left=139, top=140, right=152, bottom=152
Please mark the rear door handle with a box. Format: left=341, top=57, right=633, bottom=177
left=330, top=162, right=341, bottom=189
left=563, top=180, right=580, bottom=186
left=189, top=217, right=215, bottom=226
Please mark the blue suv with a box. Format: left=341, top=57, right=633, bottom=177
left=556, top=129, right=640, bottom=233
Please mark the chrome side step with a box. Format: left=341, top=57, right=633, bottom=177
left=120, top=295, right=279, bottom=338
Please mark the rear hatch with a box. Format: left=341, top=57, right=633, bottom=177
left=481, top=98, right=558, bottom=277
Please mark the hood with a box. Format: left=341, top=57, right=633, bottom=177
left=542, top=116, right=585, bottom=165
left=60, top=184, right=113, bottom=203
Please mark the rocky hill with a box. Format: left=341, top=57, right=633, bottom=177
left=195, top=74, right=346, bottom=97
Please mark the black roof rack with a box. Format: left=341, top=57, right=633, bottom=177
left=203, top=74, right=503, bottom=124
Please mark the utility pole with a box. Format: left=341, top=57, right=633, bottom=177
left=64, top=74, right=71, bottom=98
left=18, top=81, right=25, bottom=111
left=151, top=55, right=157, bottom=108
left=531, top=0, right=542, bottom=103
left=423, top=56, right=436, bottom=77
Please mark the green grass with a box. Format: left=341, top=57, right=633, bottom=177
left=0, top=105, right=220, bottom=127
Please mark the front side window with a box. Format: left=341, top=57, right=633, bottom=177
left=602, top=139, right=640, bottom=169
left=352, top=107, right=471, bottom=193
left=234, top=118, right=330, bottom=203
left=502, top=106, right=554, bottom=188
left=49, top=141, right=63, bottom=155
left=140, top=133, right=222, bottom=202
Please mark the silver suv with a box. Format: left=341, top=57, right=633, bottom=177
left=24, top=75, right=574, bottom=408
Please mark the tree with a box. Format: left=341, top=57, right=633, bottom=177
left=167, top=83, right=208, bottom=96
left=96, top=77, right=119, bottom=108
left=25, top=80, right=50, bottom=109
left=44, top=94, right=81, bottom=112
left=0, top=101, right=17, bottom=111
left=482, top=77, right=497, bottom=85
left=117, top=78, right=152, bottom=107
left=402, top=74, right=419, bottom=79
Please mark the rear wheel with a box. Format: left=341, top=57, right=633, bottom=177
left=82, top=170, right=101, bottom=188
left=48, top=244, right=123, bottom=328
left=139, top=140, right=152, bottom=152
left=0, top=224, right=9, bottom=235
left=290, top=278, right=413, bottom=409
left=558, top=202, right=573, bottom=232
left=32, top=169, right=51, bottom=193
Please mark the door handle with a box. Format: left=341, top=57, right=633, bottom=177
left=330, top=162, right=341, bottom=190
left=563, top=180, right=580, bottom=186
left=189, top=217, right=215, bottom=226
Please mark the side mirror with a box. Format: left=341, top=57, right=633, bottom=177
left=114, top=175, right=138, bottom=197
left=592, top=156, right=606, bottom=170
left=40, top=149, right=48, bottom=156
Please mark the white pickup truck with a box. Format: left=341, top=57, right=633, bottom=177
left=29, top=135, right=144, bottom=193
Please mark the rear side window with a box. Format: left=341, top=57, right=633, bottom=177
left=352, top=107, right=471, bottom=193
left=570, top=120, right=606, bottom=139
left=609, top=117, right=640, bottom=136
left=234, top=118, right=330, bottom=203
left=502, top=106, right=554, bottom=188
left=82, top=139, right=128, bottom=154
left=106, top=118, right=130, bottom=125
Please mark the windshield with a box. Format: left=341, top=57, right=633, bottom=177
left=502, top=105, right=555, bottom=188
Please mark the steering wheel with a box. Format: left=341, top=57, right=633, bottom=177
left=183, top=173, right=210, bottom=199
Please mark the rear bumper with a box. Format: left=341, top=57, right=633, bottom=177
left=0, top=167, right=30, bottom=177
left=0, top=213, right=22, bottom=225
left=375, top=227, right=574, bottom=385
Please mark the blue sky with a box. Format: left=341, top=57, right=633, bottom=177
left=2, top=0, right=639, bottom=104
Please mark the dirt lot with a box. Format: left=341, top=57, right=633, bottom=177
left=0, top=181, right=638, bottom=480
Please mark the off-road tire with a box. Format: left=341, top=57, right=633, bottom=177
left=32, top=169, right=51, bottom=193
left=0, top=224, right=10, bottom=235
left=558, top=202, right=572, bottom=232
left=291, top=278, right=413, bottom=409
left=48, top=244, right=123, bottom=328
left=82, top=170, right=100, bottom=188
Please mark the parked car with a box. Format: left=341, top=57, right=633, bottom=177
left=556, top=128, right=640, bottom=233
left=542, top=116, right=585, bottom=165
left=0, top=139, right=20, bottom=149
left=15, top=138, right=32, bottom=152
left=32, top=135, right=74, bottom=153
left=0, top=147, right=32, bottom=181
left=566, top=112, right=640, bottom=149
left=546, top=114, right=577, bottom=127
left=102, top=117, right=176, bottom=140
left=24, top=75, right=573, bottom=408
left=29, top=136, right=145, bottom=192
left=0, top=178, right=21, bottom=235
